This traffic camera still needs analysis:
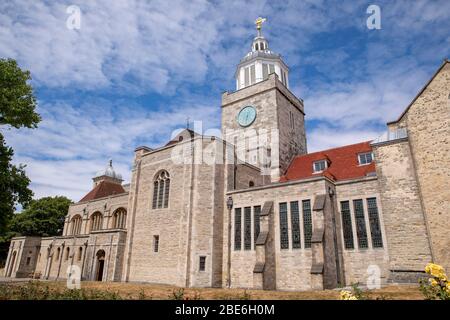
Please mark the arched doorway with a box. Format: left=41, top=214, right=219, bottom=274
left=6, top=251, right=17, bottom=277
left=95, top=250, right=106, bottom=281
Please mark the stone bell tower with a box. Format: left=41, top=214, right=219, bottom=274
left=221, top=17, right=307, bottom=182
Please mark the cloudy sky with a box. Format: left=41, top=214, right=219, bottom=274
left=1, top=0, right=449, bottom=202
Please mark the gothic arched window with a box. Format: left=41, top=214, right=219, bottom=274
left=152, top=170, right=170, bottom=209
left=113, top=208, right=127, bottom=229
left=90, top=212, right=103, bottom=232
left=70, top=215, right=82, bottom=235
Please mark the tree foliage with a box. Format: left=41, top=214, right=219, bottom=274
left=0, top=135, right=33, bottom=234
left=10, top=196, right=73, bottom=237
left=0, top=58, right=41, bottom=128
left=0, top=58, right=41, bottom=234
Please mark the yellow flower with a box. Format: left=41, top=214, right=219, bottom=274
left=430, top=279, right=438, bottom=286
left=340, top=290, right=357, bottom=300
left=425, top=263, right=445, bottom=278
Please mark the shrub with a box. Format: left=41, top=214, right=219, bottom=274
left=340, top=282, right=368, bottom=300
left=419, top=263, right=449, bottom=300
left=170, top=288, right=185, bottom=300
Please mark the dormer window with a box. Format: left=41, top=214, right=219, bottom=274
left=358, top=152, right=373, bottom=165
left=313, top=160, right=327, bottom=173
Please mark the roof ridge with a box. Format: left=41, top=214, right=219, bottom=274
left=294, top=140, right=372, bottom=158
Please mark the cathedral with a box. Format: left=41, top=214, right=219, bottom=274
left=4, top=20, right=450, bottom=291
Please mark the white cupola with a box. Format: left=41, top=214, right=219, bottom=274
left=235, top=17, right=289, bottom=90
left=92, top=159, right=123, bottom=187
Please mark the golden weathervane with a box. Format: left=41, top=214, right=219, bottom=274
left=255, top=17, right=267, bottom=31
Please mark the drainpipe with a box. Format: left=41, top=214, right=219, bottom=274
left=226, top=196, right=233, bottom=288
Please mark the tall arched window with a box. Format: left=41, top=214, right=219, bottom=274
left=70, top=215, right=82, bottom=235
left=152, top=170, right=170, bottom=209
left=90, top=212, right=103, bottom=232
left=65, top=247, right=70, bottom=261
left=113, top=208, right=127, bottom=229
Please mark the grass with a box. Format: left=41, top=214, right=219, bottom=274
left=0, top=280, right=423, bottom=300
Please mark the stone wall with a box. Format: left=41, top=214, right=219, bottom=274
left=123, top=137, right=226, bottom=287
left=4, top=237, right=41, bottom=278
left=390, top=61, right=450, bottom=272
left=63, top=193, right=128, bottom=236
left=225, top=178, right=328, bottom=291
left=335, top=178, right=390, bottom=285
left=372, top=139, right=432, bottom=278
left=34, top=231, right=125, bottom=282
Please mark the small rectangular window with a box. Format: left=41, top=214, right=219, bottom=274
left=279, top=202, right=289, bottom=249
left=367, top=198, right=383, bottom=248
left=340, top=201, right=354, bottom=249
left=250, top=65, right=256, bottom=85
left=358, top=152, right=373, bottom=165
left=199, top=256, right=206, bottom=272
left=290, top=201, right=301, bottom=248
left=153, top=235, right=159, bottom=252
left=244, top=207, right=252, bottom=250
left=244, top=67, right=250, bottom=87
left=313, top=160, right=327, bottom=173
left=234, top=208, right=242, bottom=250
left=303, top=200, right=312, bottom=248
left=262, top=63, right=269, bottom=80
left=353, top=199, right=368, bottom=249
left=254, top=206, right=261, bottom=246
left=269, top=64, right=275, bottom=75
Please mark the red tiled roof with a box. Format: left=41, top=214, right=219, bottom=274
left=79, top=180, right=126, bottom=202
left=280, top=141, right=376, bottom=182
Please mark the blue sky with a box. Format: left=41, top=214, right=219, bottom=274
left=1, top=0, right=449, bottom=202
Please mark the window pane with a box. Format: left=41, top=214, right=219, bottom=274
left=353, top=199, right=368, bottom=249
left=164, top=179, right=170, bottom=208
left=303, top=200, right=312, bottom=248
left=152, top=181, right=158, bottom=209
left=244, top=207, right=252, bottom=250
left=244, top=67, right=250, bottom=87
left=153, top=235, right=159, bottom=252
left=234, top=208, right=242, bottom=250
left=250, top=65, right=256, bottom=85
left=199, top=256, right=206, bottom=271
left=279, top=203, right=289, bottom=249
left=367, top=198, right=383, bottom=248
left=254, top=206, right=261, bottom=245
left=262, top=64, right=269, bottom=80
left=290, top=201, right=301, bottom=248
left=269, top=64, right=275, bottom=74
left=340, top=201, right=354, bottom=249
left=158, top=179, right=164, bottom=208
left=314, top=160, right=326, bottom=172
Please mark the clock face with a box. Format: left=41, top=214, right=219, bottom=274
left=237, top=106, right=257, bottom=127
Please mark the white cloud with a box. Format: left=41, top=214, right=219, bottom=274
left=4, top=98, right=220, bottom=201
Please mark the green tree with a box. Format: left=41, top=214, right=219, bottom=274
left=9, top=196, right=73, bottom=237
left=0, top=58, right=41, bottom=233
left=0, top=58, right=40, bottom=128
